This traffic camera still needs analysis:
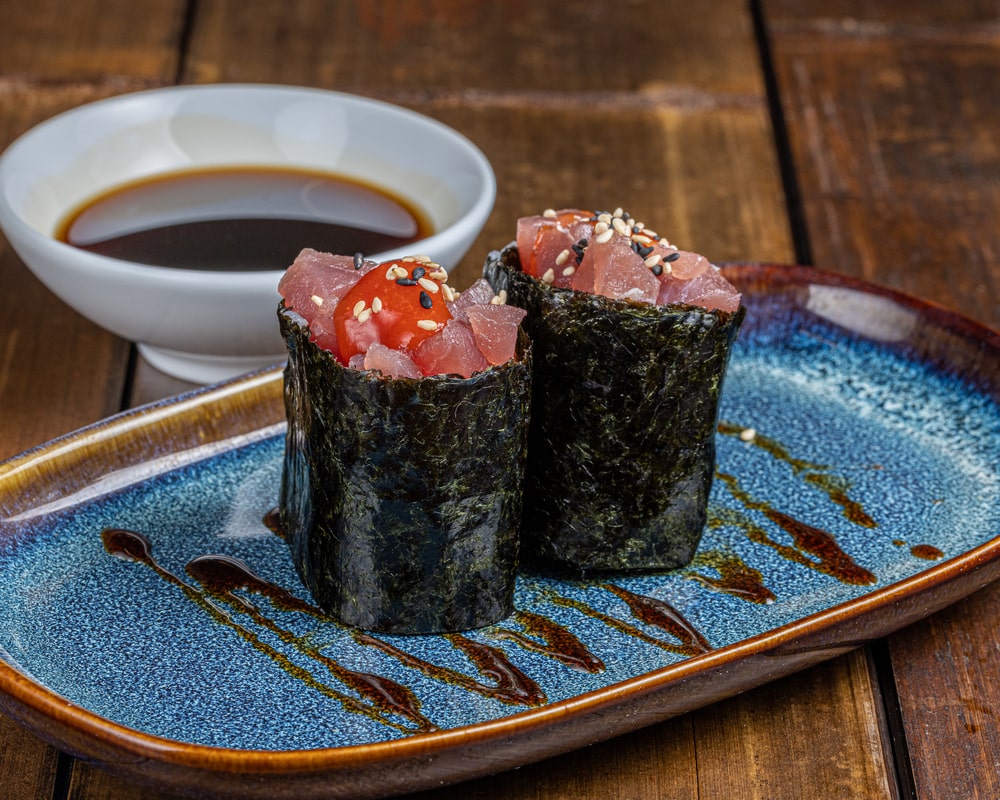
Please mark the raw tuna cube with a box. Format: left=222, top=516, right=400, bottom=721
left=412, top=319, right=488, bottom=378
left=363, top=342, right=422, bottom=379
left=465, top=304, right=527, bottom=365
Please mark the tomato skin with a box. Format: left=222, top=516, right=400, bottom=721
left=333, top=259, right=452, bottom=363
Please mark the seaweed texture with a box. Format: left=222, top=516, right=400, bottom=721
left=279, top=305, right=531, bottom=634
left=484, top=244, right=745, bottom=574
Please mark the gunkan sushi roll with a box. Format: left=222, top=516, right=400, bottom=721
left=278, top=249, right=531, bottom=634
left=484, top=208, right=744, bottom=574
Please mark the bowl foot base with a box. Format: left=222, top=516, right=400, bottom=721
left=138, top=343, right=286, bottom=384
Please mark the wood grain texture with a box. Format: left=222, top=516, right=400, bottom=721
left=692, top=649, right=897, bottom=800
left=887, top=582, right=1000, bottom=800
left=0, top=714, right=60, bottom=800
left=0, top=0, right=186, bottom=82
left=764, top=5, right=1000, bottom=329
left=763, top=3, right=1000, bottom=798
left=183, top=0, right=766, bottom=95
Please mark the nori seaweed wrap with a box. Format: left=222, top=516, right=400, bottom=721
left=277, top=252, right=531, bottom=635
left=484, top=237, right=744, bottom=574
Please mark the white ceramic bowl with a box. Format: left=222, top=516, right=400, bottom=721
left=0, top=84, right=495, bottom=383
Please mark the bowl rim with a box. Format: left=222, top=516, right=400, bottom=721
left=0, top=82, right=496, bottom=280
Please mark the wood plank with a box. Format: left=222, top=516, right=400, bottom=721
left=764, top=6, right=1000, bottom=329
left=0, top=0, right=187, bottom=82
left=691, top=649, right=896, bottom=800
left=763, top=4, right=1000, bottom=799
left=0, top=714, right=59, bottom=800
left=887, top=583, right=1000, bottom=800
left=183, top=0, right=765, bottom=95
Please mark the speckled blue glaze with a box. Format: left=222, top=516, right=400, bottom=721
left=0, top=286, right=998, bottom=752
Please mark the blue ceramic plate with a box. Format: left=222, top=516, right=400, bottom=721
left=0, top=264, right=998, bottom=799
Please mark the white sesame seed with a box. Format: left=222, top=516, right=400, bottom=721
left=429, top=269, right=448, bottom=281
left=490, top=295, right=502, bottom=305
left=663, top=263, right=673, bottom=274
left=542, top=268, right=556, bottom=284
left=555, top=249, right=571, bottom=266
left=595, top=228, right=614, bottom=244
left=417, top=277, right=439, bottom=293
left=594, top=221, right=610, bottom=235
left=634, top=221, right=645, bottom=231
left=613, top=207, right=624, bottom=218
left=417, top=319, right=438, bottom=331
left=598, top=212, right=612, bottom=224
left=310, top=294, right=324, bottom=306
left=644, top=254, right=660, bottom=268
left=372, top=296, right=383, bottom=313
left=632, top=233, right=652, bottom=245
left=562, top=265, right=576, bottom=277
left=442, top=284, right=456, bottom=302
left=739, top=427, right=757, bottom=442
left=401, top=256, right=416, bottom=262
left=352, top=300, right=366, bottom=318
left=413, top=254, right=433, bottom=262
left=498, top=289, right=508, bottom=303
left=611, top=217, right=630, bottom=236
left=385, top=266, right=398, bottom=280
left=543, top=208, right=557, bottom=218
left=357, top=308, right=373, bottom=324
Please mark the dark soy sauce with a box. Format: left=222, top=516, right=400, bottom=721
left=57, top=167, right=432, bottom=271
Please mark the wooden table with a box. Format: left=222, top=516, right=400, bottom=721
left=1, top=2, right=997, bottom=798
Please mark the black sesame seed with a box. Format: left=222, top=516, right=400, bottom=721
left=652, top=264, right=664, bottom=276
left=630, top=240, right=641, bottom=253
left=396, top=277, right=418, bottom=286
left=637, top=245, right=654, bottom=258
left=411, top=266, right=426, bottom=280
left=664, top=251, right=681, bottom=262
left=419, top=291, right=433, bottom=309
left=353, top=252, right=364, bottom=270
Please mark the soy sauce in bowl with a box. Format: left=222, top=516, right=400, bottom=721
left=56, top=167, right=432, bottom=271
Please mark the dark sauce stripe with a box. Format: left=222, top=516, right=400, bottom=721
left=717, top=420, right=878, bottom=528
left=185, top=554, right=434, bottom=732
left=545, top=589, right=712, bottom=658
left=353, top=631, right=546, bottom=707
left=712, top=474, right=877, bottom=586
left=602, top=584, right=713, bottom=655
left=102, top=528, right=433, bottom=733
left=491, top=611, right=605, bottom=673
left=685, top=548, right=776, bottom=605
